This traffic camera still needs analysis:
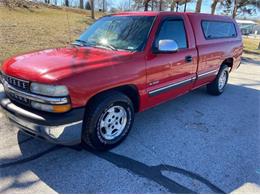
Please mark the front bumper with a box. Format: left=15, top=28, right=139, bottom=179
left=0, top=97, right=85, bottom=145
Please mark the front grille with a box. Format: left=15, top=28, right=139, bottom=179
left=7, top=90, right=30, bottom=106
left=1, top=73, right=31, bottom=106
left=2, top=74, right=30, bottom=91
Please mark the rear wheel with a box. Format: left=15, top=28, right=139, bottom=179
left=207, top=65, right=229, bottom=95
left=82, top=91, right=134, bottom=151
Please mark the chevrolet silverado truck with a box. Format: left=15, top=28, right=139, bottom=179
left=0, top=12, right=243, bottom=150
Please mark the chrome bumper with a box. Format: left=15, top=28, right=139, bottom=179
left=8, top=112, right=83, bottom=145
left=0, top=97, right=84, bottom=145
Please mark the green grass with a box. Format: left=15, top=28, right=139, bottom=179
left=0, top=6, right=104, bottom=63
left=243, top=37, right=260, bottom=54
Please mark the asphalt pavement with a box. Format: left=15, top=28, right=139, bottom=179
left=0, top=54, right=259, bottom=193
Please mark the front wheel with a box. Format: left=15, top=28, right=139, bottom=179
left=82, top=91, right=134, bottom=151
left=207, top=65, right=229, bottom=95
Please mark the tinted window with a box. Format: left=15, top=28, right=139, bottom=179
left=156, top=20, right=187, bottom=49
left=202, top=21, right=237, bottom=39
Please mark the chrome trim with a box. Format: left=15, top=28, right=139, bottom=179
left=6, top=112, right=82, bottom=145
left=149, top=78, right=192, bottom=96
left=2, top=73, right=30, bottom=83
left=198, top=69, right=218, bottom=78
left=1, top=73, right=30, bottom=91
left=191, top=76, right=197, bottom=81
left=3, top=81, right=69, bottom=105
left=158, top=39, right=179, bottom=52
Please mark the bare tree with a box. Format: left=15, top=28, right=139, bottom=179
left=219, top=0, right=260, bottom=18
left=159, top=0, right=163, bottom=10
left=229, top=0, right=260, bottom=18
left=103, top=0, right=106, bottom=12
left=144, top=0, right=151, bottom=11
left=132, top=0, right=142, bottom=10
left=173, top=0, right=191, bottom=12
left=211, top=0, right=222, bottom=14
left=232, top=0, right=239, bottom=18
left=90, top=0, right=95, bottom=19
left=64, top=0, right=69, bottom=7
left=118, top=0, right=129, bottom=11
left=79, top=0, right=84, bottom=9
left=134, top=0, right=178, bottom=11
left=195, top=0, right=203, bottom=12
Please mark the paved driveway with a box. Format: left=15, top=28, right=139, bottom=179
left=0, top=54, right=259, bottom=193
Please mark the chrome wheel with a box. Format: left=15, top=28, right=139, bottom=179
left=218, top=70, right=227, bottom=90
left=99, top=105, right=127, bottom=140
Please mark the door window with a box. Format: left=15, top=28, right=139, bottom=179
left=155, top=20, right=187, bottom=49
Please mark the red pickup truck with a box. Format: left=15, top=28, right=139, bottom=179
left=0, top=12, right=242, bottom=150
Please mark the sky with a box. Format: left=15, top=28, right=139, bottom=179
left=51, top=0, right=260, bottom=19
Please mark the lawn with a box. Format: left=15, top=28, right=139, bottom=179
left=0, top=6, right=103, bottom=63
left=243, top=37, right=260, bottom=54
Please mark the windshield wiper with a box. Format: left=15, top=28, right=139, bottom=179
left=72, top=40, right=118, bottom=51
left=93, top=43, right=117, bottom=51
left=72, top=39, right=88, bottom=46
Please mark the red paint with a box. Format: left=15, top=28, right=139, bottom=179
left=1, top=12, right=243, bottom=111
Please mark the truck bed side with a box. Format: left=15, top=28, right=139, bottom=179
left=187, top=13, right=243, bottom=89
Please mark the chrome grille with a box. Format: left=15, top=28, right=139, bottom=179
left=2, top=74, right=30, bottom=91
left=1, top=73, right=30, bottom=106
left=7, top=90, right=30, bottom=105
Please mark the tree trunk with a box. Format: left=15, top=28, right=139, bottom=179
left=144, top=3, right=148, bottom=11
left=258, top=42, right=260, bottom=50
left=159, top=0, right=162, bottom=11
left=79, top=0, right=83, bottom=9
left=90, top=0, right=95, bottom=19
left=232, top=0, right=238, bottom=18
left=184, top=0, right=187, bottom=12
left=65, top=0, right=69, bottom=7
left=195, top=0, right=202, bottom=13
left=144, top=0, right=151, bottom=11
left=211, top=0, right=218, bottom=15
left=102, top=0, right=105, bottom=12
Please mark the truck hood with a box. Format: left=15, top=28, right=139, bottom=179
left=2, top=47, right=132, bottom=83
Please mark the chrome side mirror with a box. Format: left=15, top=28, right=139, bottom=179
left=157, top=39, right=179, bottom=53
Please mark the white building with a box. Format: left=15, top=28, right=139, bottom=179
left=236, top=19, right=257, bottom=35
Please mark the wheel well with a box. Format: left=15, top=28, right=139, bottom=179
left=86, top=85, right=140, bottom=112
left=222, top=58, right=233, bottom=70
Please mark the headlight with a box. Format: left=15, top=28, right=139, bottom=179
left=30, top=83, right=69, bottom=97
left=31, top=101, right=71, bottom=113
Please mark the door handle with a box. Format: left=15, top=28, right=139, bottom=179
left=185, top=56, right=193, bottom=63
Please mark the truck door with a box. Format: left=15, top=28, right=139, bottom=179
left=146, top=16, right=198, bottom=105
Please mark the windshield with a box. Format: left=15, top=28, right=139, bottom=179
left=75, top=16, right=155, bottom=51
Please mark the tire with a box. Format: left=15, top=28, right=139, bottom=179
left=82, top=91, right=134, bottom=151
left=207, top=65, right=229, bottom=96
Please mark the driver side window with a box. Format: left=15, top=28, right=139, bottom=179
left=156, top=19, right=187, bottom=49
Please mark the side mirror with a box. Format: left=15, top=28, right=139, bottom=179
left=157, top=39, right=179, bottom=53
